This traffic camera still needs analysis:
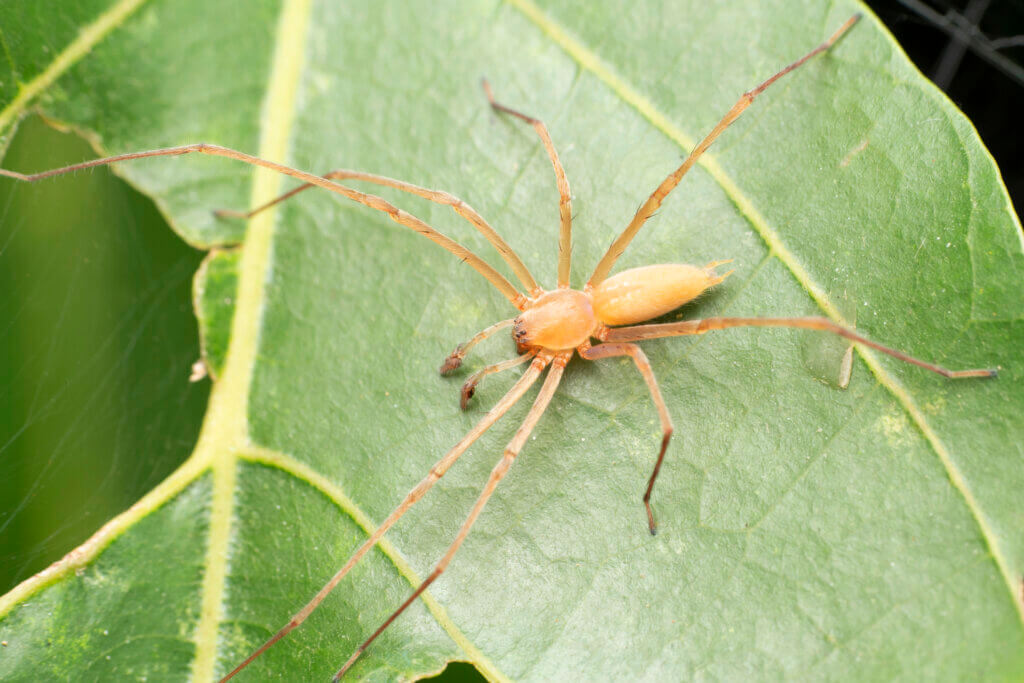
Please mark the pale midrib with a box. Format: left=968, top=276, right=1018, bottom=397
left=188, top=0, right=506, bottom=677
left=505, top=0, right=1024, bottom=626
left=188, top=0, right=313, bottom=678
left=0, top=0, right=150, bottom=134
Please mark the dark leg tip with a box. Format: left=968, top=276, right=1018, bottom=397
left=460, top=383, right=477, bottom=411
left=644, top=500, right=657, bottom=535
left=439, top=354, right=463, bottom=376
left=988, top=367, right=1000, bottom=378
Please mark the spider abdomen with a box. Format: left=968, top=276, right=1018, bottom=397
left=591, top=263, right=732, bottom=327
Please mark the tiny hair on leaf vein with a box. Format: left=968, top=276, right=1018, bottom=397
left=0, top=14, right=999, bottom=681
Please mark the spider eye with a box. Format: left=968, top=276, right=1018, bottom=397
left=511, top=319, right=528, bottom=342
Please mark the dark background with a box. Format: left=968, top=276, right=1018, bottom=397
left=865, top=0, right=1024, bottom=213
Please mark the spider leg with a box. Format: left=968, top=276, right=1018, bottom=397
left=440, top=319, right=516, bottom=374
left=218, top=354, right=551, bottom=682
left=483, top=79, right=574, bottom=288
left=587, top=14, right=861, bottom=287
left=216, top=168, right=540, bottom=295
left=0, top=143, right=528, bottom=309
left=460, top=350, right=538, bottom=410
left=601, top=316, right=998, bottom=379
left=579, top=342, right=673, bottom=534
left=334, top=351, right=570, bottom=680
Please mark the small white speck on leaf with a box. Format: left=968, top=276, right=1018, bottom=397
left=189, top=360, right=208, bottom=383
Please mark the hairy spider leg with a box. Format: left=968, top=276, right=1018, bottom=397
left=219, top=356, right=549, bottom=682
left=587, top=14, right=862, bottom=288
left=601, top=316, right=998, bottom=378
left=579, top=342, right=674, bottom=534
left=215, top=168, right=541, bottom=296
left=460, top=350, right=538, bottom=410
left=334, top=351, right=570, bottom=680
left=440, top=318, right=517, bottom=374
left=483, top=79, right=575, bottom=288
left=0, top=143, right=529, bottom=310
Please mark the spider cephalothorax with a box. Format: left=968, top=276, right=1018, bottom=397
left=513, top=289, right=596, bottom=349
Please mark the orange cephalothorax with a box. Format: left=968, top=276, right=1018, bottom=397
left=513, top=289, right=598, bottom=350
left=591, top=261, right=733, bottom=327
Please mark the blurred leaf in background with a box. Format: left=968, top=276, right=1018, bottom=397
left=0, top=116, right=206, bottom=591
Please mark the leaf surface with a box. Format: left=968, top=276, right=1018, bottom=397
left=1, top=0, right=1022, bottom=680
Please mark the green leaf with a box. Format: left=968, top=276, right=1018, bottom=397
left=194, top=248, right=241, bottom=380
left=2, top=0, right=1023, bottom=680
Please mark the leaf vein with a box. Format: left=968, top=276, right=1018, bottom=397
left=0, top=0, right=151, bottom=135
left=238, top=446, right=511, bottom=683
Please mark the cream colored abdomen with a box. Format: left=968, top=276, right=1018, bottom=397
left=592, top=264, right=724, bottom=327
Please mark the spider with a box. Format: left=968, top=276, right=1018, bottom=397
left=0, top=13, right=996, bottom=681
